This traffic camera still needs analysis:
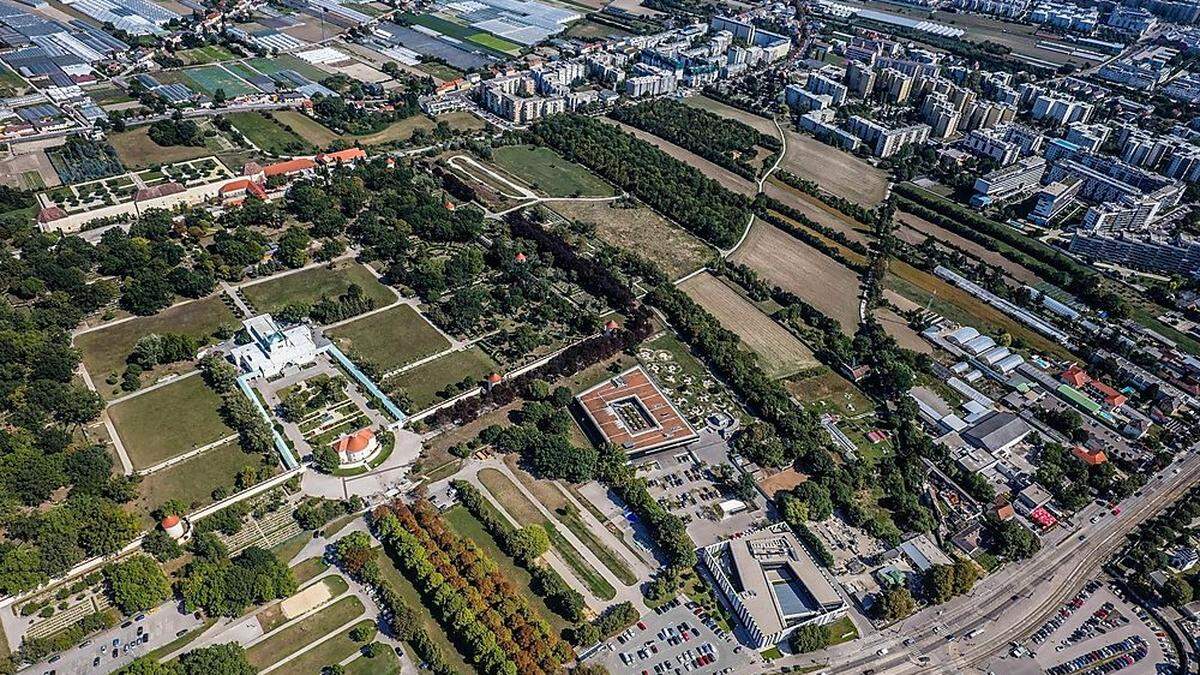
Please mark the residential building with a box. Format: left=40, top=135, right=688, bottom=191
left=845, top=116, right=930, bottom=157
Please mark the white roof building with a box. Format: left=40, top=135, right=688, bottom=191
left=232, top=314, right=319, bottom=379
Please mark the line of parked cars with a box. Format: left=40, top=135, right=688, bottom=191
left=1047, top=636, right=1147, bottom=675
left=1031, top=581, right=1103, bottom=647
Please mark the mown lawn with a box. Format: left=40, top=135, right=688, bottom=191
left=240, top=262, right=393, bottom=317
left=388, top=347, right=497, bottom=411
left=108, top=375, right=233, bottom=469
left=226, top=111, right=314, bottom=155
left=245, top=595, right=365, bottom=670
left=492, top=145, right=615, bottom=197
left=326, top=305, right=449, bottom=373
left=126, top=440, right=272, bottom=528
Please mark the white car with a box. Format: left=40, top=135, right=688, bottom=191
left=876, top=647, right=889, bottom=656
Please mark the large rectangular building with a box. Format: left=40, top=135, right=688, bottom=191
left=575, top=366, right=698, bottom=456
left=701, top=523, right=848, bottom=649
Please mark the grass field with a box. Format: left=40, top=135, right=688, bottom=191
left=476, top=468, right=615, bottom=601
left=895, top=209, right=1043, bottom=285
left=292, top=557, right=331, bottom=585
left=416, top=61, right=463, bottom=81
left=246, top=55, right=331, bottom=81
left=731, top=221, right=862, bottom=331
left=550, top=200, right=713, bottom=280
left=20, top=171, right=44, bottom=189
left=442, top=504, right=574, bottom=632
left=785, top=367, right=874, bottom=418
left=180, top=65, right=257, bottom=97
left=108, top=374, right=234, bottom=469
left=492, top=145, right=615, bottom=197
left=126, top=441, right=271, bottom=526
left=75, top=296, right=236, bottom=383
left=467, top=32, right=522, bottom=54
left=388, top=347, right=498, bottom=411
left=258, top=575, right=349, bottom=633
left=245, top=595, right=365, bottom=670
left=0, top=65, right=28, bottom=97
left=226, top=111, right=314, bottom=155
left=327, top=305, right=449, bottom=373
left=764, top=180, right=872, bottom=245
left=680, top=273, right=818, bottom=378
left=178, top=45, right=237, bottom=65
left=374, top=548, right=473, bottom=672
left=241, top=262, right=393, bottom=317
left=344, top=646, right=403, bottom=675
left=271, top=111, right=343, bottom=148
left=281, top=619, right=377, bottom=674
left=107, top=127, right=214, bottom=170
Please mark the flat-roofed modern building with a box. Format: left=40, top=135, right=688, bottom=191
left=701, top=523, right=848, bottom=649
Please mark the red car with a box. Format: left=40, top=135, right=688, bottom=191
left=1111, top=507, right=1122, bottom=516
left=637, top=621, right=647, bottom=630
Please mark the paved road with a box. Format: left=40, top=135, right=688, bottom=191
left=778, top=449, right=1200, bottom=674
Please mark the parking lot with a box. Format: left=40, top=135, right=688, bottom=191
left=636, top=436, right=765, bottom=547
left=584, top=598, right=755, bottom=674
left=999, top=581, right=1177, bottom=675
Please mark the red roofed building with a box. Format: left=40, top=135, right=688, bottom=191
left=317, top=148, right=367, bottom=165
left=262, top=158, right=317, bottom=179
left=334, top=428, right=377, bottom=464
left=1059, top=363, right=1128, bottom=409
left=994, top=502, right=1015, bottom=521
left=161, top=514, right=186, bottom=539
left=219, top=178, right=268, bottom=204
left=1072, top=445, right=1108, bottom=465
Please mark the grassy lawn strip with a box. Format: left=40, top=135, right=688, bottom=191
left=246, top=594, right=365, bottom=670
left=240, top=262, right=393, bottom=317
left=125, top=440, right=272, bottom=528
left=326, top=305, right=449, bottom=372
left=491, top=145, right=615, bottom=197
left=293, top=558, right=331, bottom=585
left=373, top=546, right=473, bottom=673
left=107, top=127, right=213, bottom=170
left=108, top=375, right=233, bottom=469
left=271, top=531, right=312, bottom=567
left=389, top=346, right=498, bottom=411
left=442, top=505, right=573, bottom=633
left=277, top=619, right=376, bottom=674
left=75, top=296, right=235, bottom=380
left=344, top=645, right=403, bottom=675
left=506, top=461, right=638, bottom=586
left=477, top=468, right=615, bottom=600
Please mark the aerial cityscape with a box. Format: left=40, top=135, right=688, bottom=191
left=1, top=0, right=1200, bottom=672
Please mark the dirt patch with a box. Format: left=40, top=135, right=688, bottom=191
left=730, top=221, right=862, bottom=331
left=550, top=200, right=713, bottom=280
left=679, top=272, right=818, bottom=378
left=876, top=307, right=932, bottom=355
left=764, top=180, right=872, bottom=245
left=281, top=581, right=333, bottom=620
left=779, top=130, right=888, bottom=206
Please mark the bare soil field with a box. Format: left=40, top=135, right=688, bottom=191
left=551, top=200, right=713, bottom=280
left=764, top=180, right=872, bottom=245
left=0, top=149, right=58, bottom=188
left=682, top=95, right=777, bottom=136
left=601, top=118, right=756, bottom=197
left=730, top=221, right=862, bottom=331
left=779, top=130, right=889, bottom=206
left=876, top=307, right=933, bottom=355
left=895, top=210, right=1044, bottom=285
left=680, top=272, right=819, bottom=378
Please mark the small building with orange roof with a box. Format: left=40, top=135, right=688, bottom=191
left=1072, top=445, right=1108, bottom=465
left=219, top=178, right=268, bottom=203
left=334, top=427, right=378, bottom=464
left=262, top=158, right=317, bottom=180
left=316, top=148, right=367, bottom=166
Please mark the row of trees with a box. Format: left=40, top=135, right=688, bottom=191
left=530, top=114, right=751, bottom=249
left=371, top=499, right=573, bottom=674
left=451, top=480, right=585, bottom=622
left=610, top=99, right=778, bottom=179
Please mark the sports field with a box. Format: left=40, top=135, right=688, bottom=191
left=108, top=374, right=233, bottom=470
left=416, top=61, right=462, bottom=81
left=125, top=440, right=272, bottom=527
left=178, top=45, right=237, bottom=65
left=326, top=305, right=450, bottom=373
left=679, top=273, right=818, bottom=378
left=731, top=221, right=863, bottom=331
left=226, top=112, right=315, bottom=155
left=491, top=145, right=615, bottom=197
left=388, top=347, right=497, bottom=411
left=246, top=54, right=331, bottom=81
left=107, top=127, right=215, bottom=169
left=75, top=296, right=236, bottom=381
left=240, top=262, right=394, bottom=317
left=551, top=200, right=712, bottom=280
